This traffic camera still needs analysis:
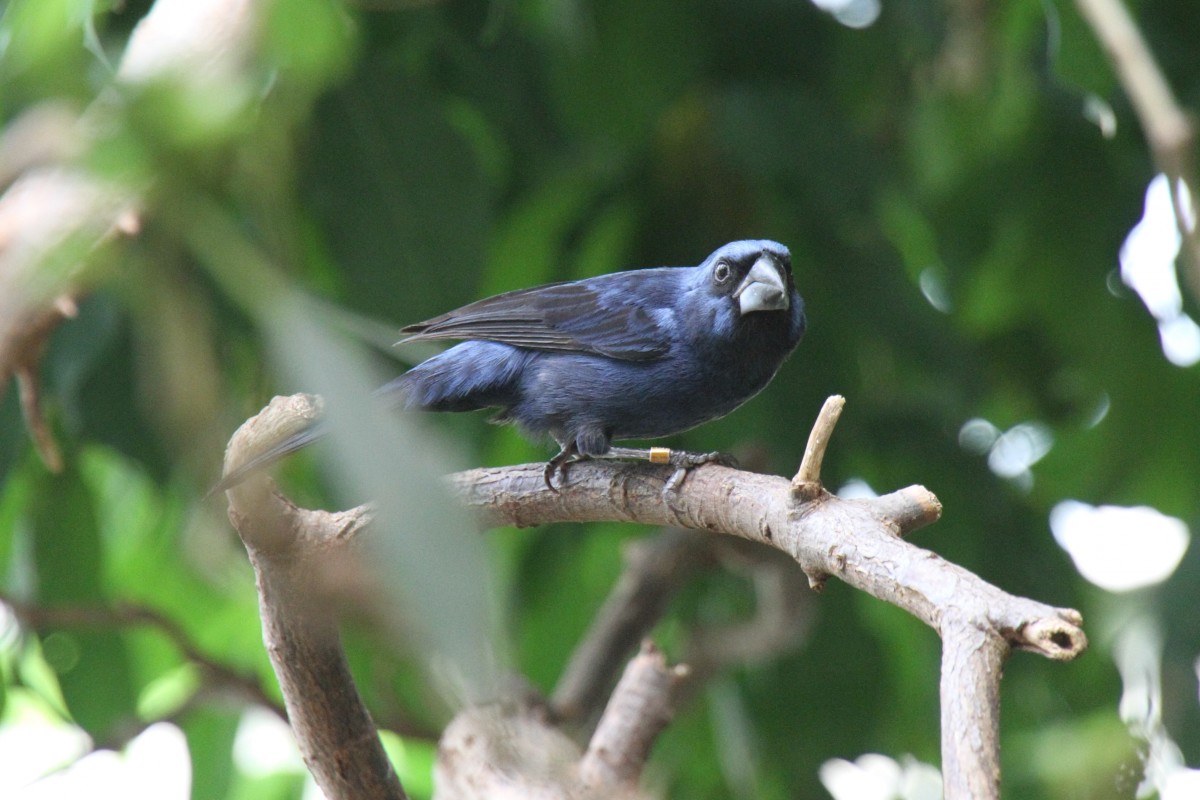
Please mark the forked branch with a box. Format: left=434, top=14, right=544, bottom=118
left=221, top=393, right=1086, bottom=800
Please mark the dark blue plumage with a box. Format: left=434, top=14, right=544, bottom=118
left=215, top=240, right=804, bottom=493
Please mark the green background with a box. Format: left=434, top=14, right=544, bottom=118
left=2, top=0, right=1198, bottom=797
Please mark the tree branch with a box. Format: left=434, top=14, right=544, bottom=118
left=680, top=543, right=815, bottom=693
left=223, top=395, right=403, bottom=800
left=1075, top=0, right=1200, bottom=300
left=221, top=393, right=1087, bottom=800
left=0, top=292, right=77, bottom=473
left=1, top=0, right=262, bottom=470
left=446, top=419, right=1083, bottom=800
left=940, top=617, right=1005, bottom=799
left=792, top=393, right=844, bottom=498
left=550, top=528, right=716, bottom=724
left=433, top=643, right=683, bottom=799
left=579, top=641, right=687, bottom=791
left=0, top=166, right=135, bottom=472
left=551, top=526, right=815, bottom=731
left=447, top=460, right=1082, bottom=644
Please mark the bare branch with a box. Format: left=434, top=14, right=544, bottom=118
left=940, top=618, right=1005, bottom=798
left=553, top=531, right=815, bottom=726
left=222, top=394, right=1086, bottom=800
left=791, top=394, right=845, bottom=498
left=446, top=458, right=1082, bottom=649
left=1074, top=0, right=1194, bottom=168
left=0, top=592, right=286, bottom=720
left=680, top=543, right=815, bottom=692
left=224, top=395, right=404, bottom=800
left=551, top=529, right=715, bottom=723
left=444, top=418, right=1081, bottom=800
left=2, top=296, right=76, bottom=472
left=1075, top=0, right=1200, bottom=299
left=580, top=641, right=687, bottom=790
left=0, top=0, right=267, bottom=472
left=434, top=702, right=648, bottom=800
left=0, top=166, right=137, bottom=471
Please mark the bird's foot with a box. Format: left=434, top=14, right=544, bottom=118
left=543, top=458, right=567, bottom=493
left=543, top=444, right=584, bottom=493
left=662, top=449, right=738, bottom=492
left=545, top=445, right=736, bottom=493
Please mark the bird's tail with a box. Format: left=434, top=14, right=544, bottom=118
left=377, top=340, right=530, bottom=413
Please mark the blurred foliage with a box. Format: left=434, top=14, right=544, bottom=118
left=1, top=0, right=1199, bottom=798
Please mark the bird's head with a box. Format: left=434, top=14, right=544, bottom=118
left=700, top=240, right=795, bottom=317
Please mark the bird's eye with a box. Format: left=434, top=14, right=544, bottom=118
left=713, top=262, right=731, bottom=284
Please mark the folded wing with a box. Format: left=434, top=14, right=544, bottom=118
left=399, top=276, right=673, bottom=361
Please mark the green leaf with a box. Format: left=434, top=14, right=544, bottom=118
left=0, top=0, right=93, bottom=100
left=381, top=730, right=436, bottom=800
left=28, top=462, right=137, bottom=743
left=262, top=0, right=355, bottom=88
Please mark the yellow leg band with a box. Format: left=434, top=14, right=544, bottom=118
left=649, top=447, right=672, bottom=464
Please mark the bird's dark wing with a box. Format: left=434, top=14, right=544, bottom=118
left=399, top=273, right=675, bottom=361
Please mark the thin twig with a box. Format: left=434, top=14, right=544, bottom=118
left=791, top=394, right=845, bottom=499
left=680, top=543, right=815, bottom=696
left=0, top=292, right=81, bottom=473
left=1075, top=0, right=1200, bottom=299
left=550, top=529, right=716, bottom=723
left=0, top=592, right=286, bottom=719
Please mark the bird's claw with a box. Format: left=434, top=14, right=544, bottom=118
left=544, top=449, right=585, bottom=493
left=544, top=459, right=573, bottom=493
left=662, top=450, right=738, bottom=492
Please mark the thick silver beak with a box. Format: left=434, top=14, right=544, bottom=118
left=733, top=254, right=789, bottom=314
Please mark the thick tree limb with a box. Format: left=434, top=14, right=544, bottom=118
left=224, top=396, right=403, bottom=800
left=450, top=460, right=1082, bottom=651
left=457, top=466, right=1077, bottom=643
left=940, top=617, right=1005, bottom=799
left=244, top=538, right=404, bottom=799
left=221, top=393, right=1087, bottom=800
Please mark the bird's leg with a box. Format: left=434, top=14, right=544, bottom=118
left=594, top=446, right=738, bottom=491
left=544, top=441, right=582, bottom=492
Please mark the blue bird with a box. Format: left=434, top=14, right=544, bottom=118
left=215, top=240, right=805, bottom=493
